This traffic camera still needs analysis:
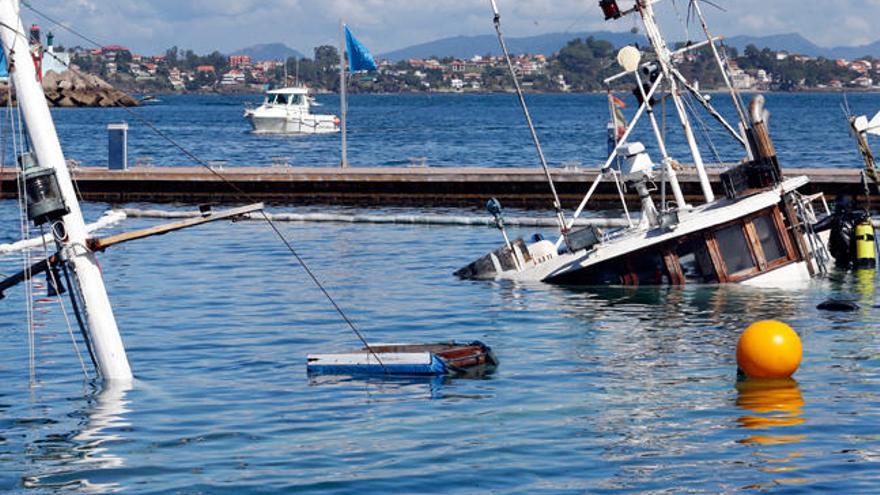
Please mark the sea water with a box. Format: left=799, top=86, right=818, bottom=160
left=50, top=92, right=880, bottom=169
left=0, top=200, right=878, bottom=493
left=0, top=93, right=878, bottom=493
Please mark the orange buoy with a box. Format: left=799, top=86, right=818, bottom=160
left=736, top=320, right=802, bottom=378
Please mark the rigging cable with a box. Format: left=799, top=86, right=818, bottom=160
left=670, top=0, right=692, bottom=44
left=682, top=92, right=724, bottom=167
left=3, top=11, right=389, bottom=372
left=8, top=79, right=36, bottom=384
left=57, top=238, right=99, bottom=374
left=39, top=224, right=90, bottom=379
left=489, top=0, right=569, bottom=238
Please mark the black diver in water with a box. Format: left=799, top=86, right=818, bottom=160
left=813, top=195, right=870, bottom=268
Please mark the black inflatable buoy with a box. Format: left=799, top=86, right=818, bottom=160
left=817, top=299, right=860, bottom=312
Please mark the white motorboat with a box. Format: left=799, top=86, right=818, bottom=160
left=456, top=0, right=835, bottom=288
left=244, top=87, right=340, bottom=134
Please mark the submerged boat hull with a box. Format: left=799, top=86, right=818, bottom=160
left=457, top=176, right=831, bottom=288
left=307, top=342, right=498, bottom=376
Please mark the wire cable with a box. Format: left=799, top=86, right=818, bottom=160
left=9, top=81, right=36, bottom=384
left=1, top=12, right=389, bottom=372
left=39, top=225, right=90, bottom=379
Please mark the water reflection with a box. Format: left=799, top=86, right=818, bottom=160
left=308, top=368, right=496, bottom=401
left=735, top=378, right=808, bottom=489
left=23, top=381, right=132, bottom=494
left=855, top=268, right=876, bottom=307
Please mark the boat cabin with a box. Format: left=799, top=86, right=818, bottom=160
left=264, top=88, right=309, bottom=107
left=548, top=204, right=804, bottom=286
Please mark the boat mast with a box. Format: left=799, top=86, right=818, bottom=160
left=489, top=0, right=569, bottom=237
left=0, top=0, right=131, bottom=380
left=638, top=0, right=715, bottom=203
left=339, top=20, right=348, bottom=168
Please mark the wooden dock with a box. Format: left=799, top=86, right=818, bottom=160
left=0, top=165, right=874, bottom=209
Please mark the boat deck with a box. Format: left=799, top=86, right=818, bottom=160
left=0, top=165, right=872, bottom=208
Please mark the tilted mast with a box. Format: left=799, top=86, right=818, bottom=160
left=0, top=0, right=132, bottom=380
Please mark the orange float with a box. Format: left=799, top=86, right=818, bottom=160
left=736, top=320, right=802, bottom=378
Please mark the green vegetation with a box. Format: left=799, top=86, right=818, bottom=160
left=551, top=37, right=618, bottom=91
left=73, top=36, right=871, bottom=94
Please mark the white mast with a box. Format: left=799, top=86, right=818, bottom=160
left=0, top=0, right=132, bottom=380
left=638, top=0, right=715, bottom=203
left=339, top=20, right=348, bottom=168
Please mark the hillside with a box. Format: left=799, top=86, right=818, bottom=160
left=380, top=30, right=880, bottom=61
left=234, top=43, right=305, bottom=61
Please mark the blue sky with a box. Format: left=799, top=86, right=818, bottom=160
left=20, top=0, right=880, bottom=56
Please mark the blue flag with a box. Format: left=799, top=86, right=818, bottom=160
left=344, top=25, right=377, bottom=72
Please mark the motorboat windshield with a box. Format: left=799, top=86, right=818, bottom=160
left=265, top=92, right=306, bottom=106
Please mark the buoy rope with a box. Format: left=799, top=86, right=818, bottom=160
left=3, top=12, right=389, bottom=372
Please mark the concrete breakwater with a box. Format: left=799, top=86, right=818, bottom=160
left=0, top=70, right=138, bottom=107
left=0, top=166, right=873, bottom=209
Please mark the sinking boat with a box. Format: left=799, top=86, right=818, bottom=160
left=307, top=341, right=498, bottom=376
left=456, top=0, right=832, bottom=287
left=244, top=87, right=340, bottom=134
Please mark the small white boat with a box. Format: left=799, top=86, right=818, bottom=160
left=244, top=87, right=340, bottom=134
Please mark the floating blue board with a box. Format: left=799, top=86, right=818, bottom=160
left=307, top=342, right=496, bottom=377
left=308, top=354, right=448, bottom=376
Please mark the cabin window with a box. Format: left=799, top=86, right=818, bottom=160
left=273, top=94, right=289, bottom=105
left=676, top=238, right=718, bottom=283
left=715, top=224, right=756, bottom=275
left=628, top=252, right=670, bottom=285
left=753, top=214, right=786, bottom=262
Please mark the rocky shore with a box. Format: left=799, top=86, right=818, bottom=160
left=0, top=70, right=138, bottom=107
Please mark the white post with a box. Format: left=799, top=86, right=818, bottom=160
left=0, top=0, right=132, bottom=380
left=339, top=20, right=348, bottom=168
left=633, top=69, right=688, bottom=210
left=639, top=1, right=715, bottom=204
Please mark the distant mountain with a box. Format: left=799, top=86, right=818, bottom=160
left=825, top=40, right=880, bottom=60
left=233, top=43, right=304, bottom=61
left=378, top=31, right=642, bottom=61
left=380, top=30, right=880, bottom=61
left=725, top=33, right=880, bottom=59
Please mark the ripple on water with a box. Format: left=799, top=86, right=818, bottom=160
left=0, top=201, right=878, bottom=493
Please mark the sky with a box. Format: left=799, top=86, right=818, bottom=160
left=19, top=0, right=880, bottom=57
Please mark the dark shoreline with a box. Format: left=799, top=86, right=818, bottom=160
left=127, top=87, right=880, bottom=97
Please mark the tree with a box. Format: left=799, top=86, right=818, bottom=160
left=165, top=46, right=179, bottom=65
left=552, top=37, right=617, bottom=91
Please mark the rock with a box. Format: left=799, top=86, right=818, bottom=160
left=56, top=95, right=75, bottom=107
left=70, top=90, right=98, bottom=107
left=0, top=71, right=139, bottom=108
left=817, top=299, right=860, bottom=312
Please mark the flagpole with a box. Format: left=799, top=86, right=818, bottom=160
left=339, top=20, right=348, bottom=168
